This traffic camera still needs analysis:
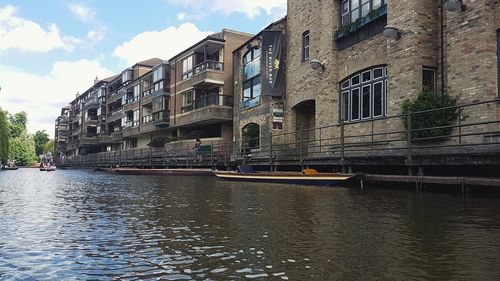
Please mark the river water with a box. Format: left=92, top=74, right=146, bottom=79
left=1, top=169, right=500, bottom=280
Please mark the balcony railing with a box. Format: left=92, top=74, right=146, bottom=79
left=182, top=61, right=224, bottom=80
left=181, top=94, right=232, bottom=113
left=153, top=111, right=169, bottom=124
left=142, top=114, right=153, bottom=124
left=126, top=96, right=139, bottom=104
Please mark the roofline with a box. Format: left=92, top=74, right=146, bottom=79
left=233, top=16, right=287, bottom=54
left=169, top=37, right=225, bottom=62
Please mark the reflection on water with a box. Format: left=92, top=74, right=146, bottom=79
left=1, top=169, right=500, bottom=280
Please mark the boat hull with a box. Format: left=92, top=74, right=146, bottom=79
left=110, top=168, right=213, bottom=176
left=213, top=172, right=353, bottom=186
left=1, top=167, right=19, bottom=171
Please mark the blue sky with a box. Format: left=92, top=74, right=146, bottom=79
left=0, top=0, right=286, bottom=137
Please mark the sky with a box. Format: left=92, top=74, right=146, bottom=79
left=0, top=0, right=286, bottom=138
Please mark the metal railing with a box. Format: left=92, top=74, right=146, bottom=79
left=61, top=99, right=500, bottom=169
left=182, top=61, right=224, bottom=80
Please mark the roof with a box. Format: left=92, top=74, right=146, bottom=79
left=135, top=58, right=164, bottom=67
left=101, top=74, right=118, bottom=82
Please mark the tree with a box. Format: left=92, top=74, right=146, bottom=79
left=8, top=131, right=36, bottom=166
left=44, top=140, right=55, bottom=154
left=9, top=111, right=27, bottom=138
left=0, top=108, right=9, bottom=163
left=33, top=130, right=50, bottom=156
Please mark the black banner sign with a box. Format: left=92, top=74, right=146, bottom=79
left=261, top=30, right=284, bottom=97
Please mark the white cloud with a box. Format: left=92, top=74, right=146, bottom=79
left=170, top=0, right=286, bottom=19
left=0, top=5, right=77, bottom=52
left=0, top=59, right=114, bottom=137
left=66, top=3, right=96, bottom=23
left=176, top=12, right=187, bottom=20
left=113, top=22, right=213, bottom=66
left=87, top=27, right=106, bottom=45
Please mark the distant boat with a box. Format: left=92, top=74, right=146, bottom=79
left=40, top=166, right=56, bottom=171
left=213, top=166, right=354, bottom=186
left=1, top=166, right=19, bottom=171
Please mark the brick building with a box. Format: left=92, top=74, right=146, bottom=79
left=232, top=18, right=287, bottom=154
left=285, top=0, right=499, bottom=146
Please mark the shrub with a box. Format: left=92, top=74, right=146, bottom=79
left=401, top=91, right=459, bottom=141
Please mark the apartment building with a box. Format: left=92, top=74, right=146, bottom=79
left=232, top=18, right=287, bottom=152
left=167, top=29, right=253, bottom=148
left=117, top=58, right=170, bottom=150
left=54, top=106, right=71, bottom=157
left=285, top=0, right=500, bottom=144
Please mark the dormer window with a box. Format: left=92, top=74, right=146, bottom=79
left=122, top=69, right=133, bottom=83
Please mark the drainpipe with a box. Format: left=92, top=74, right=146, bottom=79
left=173, top=59, right=177, bottom=125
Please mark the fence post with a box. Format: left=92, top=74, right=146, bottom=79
left=149, top=146, right=152, bottom=168
left=210, top=142, right=214, bottom=169
left=458, top=107, right=462, bottom=144
left=406, top=111, right=413, bottom=173
left=300, top=127, right=304, bottom=171
left=319, top=127, right=322, bottom=153
left=186, top=145, right=190, bottom=168
left=269, top=132, right=273, bottom=171
left=242, top=138, right=246, bottom=165
left=340, top=121, right=345, bottom=162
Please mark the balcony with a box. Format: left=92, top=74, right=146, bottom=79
left=79, top=136, right=99, bottom=146
left=186, top=61, right=225, bottom=87
left=82, top=98, right=100, bottom=110
left=99, top=133, right=122, bottom=144
left=84, top=117, right=98, bottom=126
left=140, top=115, right=156, bottom=134
left=177, top=94, right=232, bottom=126
left=123, top=96, right=140, bottom=112
left=153, top=111, right=169, bottom=125
left=108, top=108, right=124, bottom=122
left=142, top=88, right=168, bottom=105
left=71, top=128, right=81, bottom=136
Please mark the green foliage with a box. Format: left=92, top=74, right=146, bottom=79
left=8, top=131, right=37, bottom=166
left=0, top=108, right=9, bottom=162
left=44, top=140, right=55, bottom=154
left=9, top=111, right=27, bottom=138
left=402, top=91, right=459, bottom=141
left=334, top=4, right=387, bottom=38
left=33, top=130, right=50, bottom=156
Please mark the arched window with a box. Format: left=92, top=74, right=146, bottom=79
left=242, top=123, right=260, bottom=150
left=242, top=47, right=261, bottom=106
left=340, top=65, right=387, bottom=122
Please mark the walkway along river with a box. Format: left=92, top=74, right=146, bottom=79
left=1, top=169, right=500, bottom=280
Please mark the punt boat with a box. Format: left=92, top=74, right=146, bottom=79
left=213, top=166, right=354, bottom=186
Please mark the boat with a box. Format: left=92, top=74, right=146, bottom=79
left=213, top=166, right=354, bottom=186
left=1, top=166, right=19, bottom=170
left=40, top=166, right=56, bottom=171
left=109, top=168, right=214, bottom=176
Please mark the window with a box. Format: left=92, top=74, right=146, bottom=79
left=133, top=84, right=140, bottom=100
left=243, top=47, right=261, bottom=81
left=340, top=0, right=386, bottom=26
left=153, top=67, right=163, bottom=82
left=133, top=110, right=140, bottom=127
left=122, top=69, right=132, bottom=83
left=302, top=31, right=310, bottom=62
left=182, top=90, right=193, bottom=113
left=340, top=65, right=387, bottom=122
left=242, top=47, right=262, bottom=108
left=243, top=76, right=261, bottom=101
left=182, top=56, right=193, bottom=80
left=422, top=67, right=436, bottom=93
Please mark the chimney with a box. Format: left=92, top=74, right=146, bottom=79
left=76, top=91, right=80, bottom=98
left=94, top=76, right=99, bottom=85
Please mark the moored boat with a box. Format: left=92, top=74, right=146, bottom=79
left=213, top=166, right=354, bottom=186
left=110, top=168, right=213, bottom=176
